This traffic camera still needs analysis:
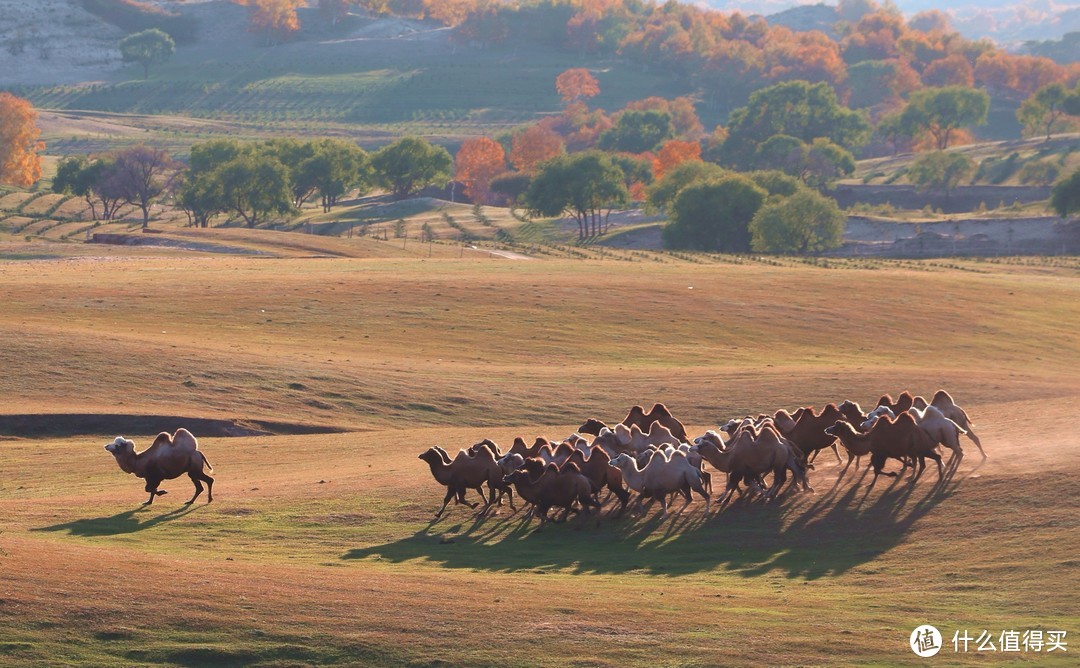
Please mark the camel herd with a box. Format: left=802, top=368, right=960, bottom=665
left=417, top=390, right=985, bottom=524
left=98, top=389, right=982, bottom=519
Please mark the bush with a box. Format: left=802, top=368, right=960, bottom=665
left=80, top=0, right=198, bottom=43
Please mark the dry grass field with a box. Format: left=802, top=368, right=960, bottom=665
left=0, top=250, right=1078, bottom=666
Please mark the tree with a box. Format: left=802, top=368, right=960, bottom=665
left=907, top=150, right=974, bottom=201
left=371, top=137, right=453, bottom=199
left=875, top=110, right=915, bottom=156
left=1018, top=83, right=1075, bottom=142
left=0, top=92, right=43, bottom=188
left=176, top=171, right=224, bottom=228
left=489, top=171, right=532, bottom=207
left=509, top=125, right=564, bottom=172
left=242, top=0, right=304, bottom=45
left=455, top=137, right=505, bottom=204
left=646, top=160, right=729, bottom=212
left=652, top=140, right=702, bottom=180
left=803, top=138, right=856, bottom=189
left=52, top=156, right=125, bottom=221
left=722, top=80, right=870, bottom=168
left=750, top=188, right=844, bottom=253
left=216, top=154, right=294, bottom=227
left=555, top=68, right=600, bottom=104
left=524, top=151, right=629, bottom=239
left=110, top=145, right=181, bottom=228
left=662, top=174, right=767, bottom=252
left=1050, top=168, right=1080, bottom=218
left=318, top=0, right=354, bottom=24
left=119, top=29, right=174, bottom=79
left=298, top=139, right=370, bottom=212
left=597, top=110, right=674, bottom=154
left=899, top=86, right=989, bottom=150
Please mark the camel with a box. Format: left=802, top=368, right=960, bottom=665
left=781, top=404, right=845, bottom=464
left=503, top=466, right=599, bottom=524
left=863, top=405, right=967, bottom=463
left=825, top=413, right=943, bottom=486
left=609, top=450, right=709, bottom=518
left=103, top=429, right=214, bottom=506
left=418, top=444, right=514, bottom=518
left=579, top=403, right=688, bottom=445
left=878, top=390, right=985, bottom=459
left=560, top=447, right=630, bottom=513
left=695, top=424, right=810, bottom=505
left=625, top=421, right=681, bottom=453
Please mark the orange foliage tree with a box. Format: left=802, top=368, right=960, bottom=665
left=509, top=125, right=565, bottom=172
left=555, top=68, right=600, bottom=105
left=454, top=137, right=505, bottom=204
left=0, top=92, right=43, bottom=188
left=235, top=0, right=303, bottom=44
left=652, top=140, right=702, bottom=180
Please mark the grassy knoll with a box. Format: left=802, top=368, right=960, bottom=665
left=0, top=252, right=1078, bottom=666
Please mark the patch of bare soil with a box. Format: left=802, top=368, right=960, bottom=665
left=0, top=414, right=348, bottom=438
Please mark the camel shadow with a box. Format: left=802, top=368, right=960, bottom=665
left=343, top=471, right=961, bottom=579
left=33, top=505, right=201, bottom=537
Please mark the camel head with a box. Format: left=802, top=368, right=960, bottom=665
left=417, top=448, right=445, bottom=466
left=104, top=436, right=137, bottom=474
left=824, top=420, right=855, bottom=439
left=578, top=418, right=608, bottom=435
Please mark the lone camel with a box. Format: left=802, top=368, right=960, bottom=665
left=104, top=428, right=215, bottom=505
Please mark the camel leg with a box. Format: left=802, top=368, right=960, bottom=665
left=966, top=427, right=987, bottom=459
left=831, top=443, right=842, bottom=464
left=143, top=478, right=166, bottom=506
left=838, top=453, right=854, bottom=478
left=435, top=487, right=456, bottom=518
left=186, top=473, right=204, bottom=505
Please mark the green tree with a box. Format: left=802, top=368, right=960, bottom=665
left=216, top=154, right=294, bottom=227
left=371, top=137, right=453, bottom=199
left=298, top=139, right=370, bottom=212
left=1050, top=168, right=1080, bottom=218
left=803, top=138, right=856, bottom=189
left=524, top=151, right=629, bottom=239
left=875, top=110, right=915, bottom=156
left=1017, top=83, right=1073, bottom=142
left=899, top=86, right=989, bottom=150
left=907, top=150, right=974, bottom=200
left=722, top=80, right=870, bottom=168
left=489, top=171, right=532, bottom=206
left=110, top=145, right=181, bottom=228
left=754, top=134, right=805, bottom=174
left=119, top=29, right=175, bottom=79
left=646, top=161, right=729, bottom=212
left=750, top=188, right=845, bottom=253
left=175, top=171, right=224, bottom=228
left=662, top=174, right=766, bottom=252
left=597, top=110, right=674, bottom=154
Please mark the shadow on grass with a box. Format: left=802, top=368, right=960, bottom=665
left=344, top=467, right=966, bottom=579
left=33, top=505, right=203, bottom=537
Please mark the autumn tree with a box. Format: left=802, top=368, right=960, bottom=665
left=0, top=92, right=43, bottom=188
left=899, top=86, right=989, bottom=150
left=119, top=29, right=174, bottom=79
left=749, top=187, right=844, bottom=253
left=238, top=0, right=303, bottom=45
left=555, top=68, right=600, bottom=105
left=371, top=136, right=453, bottom=199
left=509, top=125, right=564, bottom=172
left=1018, top=83, right=1076, bottom=142
left=454, top=137, right=505, bottom=204
left=652, top=140, right=702, bottom=180
left=524, top=151, right=629, bottom=239
left=110, top=145, right=182, bottom=228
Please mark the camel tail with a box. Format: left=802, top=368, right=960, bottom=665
left=199, top=451, right=214, bottom=472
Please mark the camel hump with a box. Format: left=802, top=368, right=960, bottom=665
left=151, top=432, right=173, bottom=448
left=648, top=403, right=673, bottom=418
left=171, top=428, right=198, bottom=450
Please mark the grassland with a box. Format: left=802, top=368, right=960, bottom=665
left=0, top=248, right=1077, bottom=666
